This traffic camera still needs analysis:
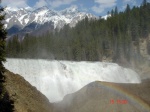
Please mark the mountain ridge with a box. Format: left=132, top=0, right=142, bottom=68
left=4, top=6, right=98, bottom=36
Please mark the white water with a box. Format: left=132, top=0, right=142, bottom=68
left=4, top=58, right=141, bottom=102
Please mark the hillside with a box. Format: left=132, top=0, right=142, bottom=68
left=3, top=70, right=53, bottom=112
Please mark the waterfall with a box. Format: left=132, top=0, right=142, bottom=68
left=4, top=58, right=141, bottom=102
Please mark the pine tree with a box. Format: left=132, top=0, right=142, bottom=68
left=0, top=0, right=14, bottom=111
left=114, top=6, right=118, bottom=15
left=142, top=0, right=147, bottom=6
left=0, top=6, right=6, bottom=77
left=125, top=4, right=131, bottom=15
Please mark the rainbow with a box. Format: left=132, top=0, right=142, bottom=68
left=96, top=81, right=150, bottom=112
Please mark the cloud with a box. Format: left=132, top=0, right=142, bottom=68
left=49, top=0, right=77, bottom=8
left=92, top=0, right=117, bottom=14
left=2, top=0, right=77, bottom=9
left=123, top=0, right=137, bottom=5
left=94, top=0, right=116, bottom=4
left=123, top=0, right=131, bottom=2
left=34, top=0, right=76, bottom=8
left=34, top=0, right=47, bottom=8
left=2, top=0, right=29, bottom=8
left=79, top=4, right=88, bottom=12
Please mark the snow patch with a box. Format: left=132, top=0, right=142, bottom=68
left=4, top=24, right=7, bottom=28
left=102, top=14, right=111, bottom=20
left=18, top=14, right=27, bottom=25
left=37, top=10, right=48, bottom=16
left=6, top=18, right=11, bottom=23
left=24, top=18, right=29, bottom=24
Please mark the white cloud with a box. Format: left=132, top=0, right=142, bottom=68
left=92, top=6, right=104, bottom=14
left=50, top=0, right=76, bottom=8
left=2, top=0, right=76, bottom=9
left=79, top=4, right=88, bottom=12
left=123, top=0, right=137, bottom=5
left=34, top=0, right=76, bottom=8
left=94, top=0, right=116, bottom=4
left=92, top=0, right=116, bottom=14
left=2, top=0, right=29, bottom=8
left=34, top=0, right=47, bottom=8
left=123, top=0, right=131, bottom=2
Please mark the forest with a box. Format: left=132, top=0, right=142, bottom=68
left=6, top=0, right=150, bottom=65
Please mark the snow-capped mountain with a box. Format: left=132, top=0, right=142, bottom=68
left=101, top=14, right=111, bottom=20
left=4, top=6, right=97, bottom=36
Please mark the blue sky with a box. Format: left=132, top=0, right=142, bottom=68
left=2, top=0, right=149, bottom=16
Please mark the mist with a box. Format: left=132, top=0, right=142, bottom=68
left=4, top=58, right=141, bottom=102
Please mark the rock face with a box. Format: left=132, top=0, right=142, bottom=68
left=4, top=70, right=53, bottom=112
left=131, top=37, right=150, bottom=79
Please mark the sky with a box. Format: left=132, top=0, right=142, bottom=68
left=1, top=0, right=149, bottom=16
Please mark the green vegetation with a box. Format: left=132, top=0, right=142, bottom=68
left=0, top=0, right=14, bottom=111
left=6, top=0, right=150, bottom=65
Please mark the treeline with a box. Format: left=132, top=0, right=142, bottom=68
left=6, top=0, right=150, bottom=63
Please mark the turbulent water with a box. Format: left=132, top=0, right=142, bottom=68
left=4, top=58, right=141, bottom=102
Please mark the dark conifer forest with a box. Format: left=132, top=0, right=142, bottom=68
left=6, top=1, right=150, bottom=65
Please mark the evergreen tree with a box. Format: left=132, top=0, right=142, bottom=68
left=114, top=6, right=118, bottom=15
left=0, top=0, right=14, bottom=111
left=142, top=0, right=147, bottom=6
left=125, top=4, right=131, bottom=15
left=0, top=6, right=6, bottom=78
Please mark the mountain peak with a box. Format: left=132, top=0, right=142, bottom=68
left=5, top=7, right=19, bottom=11
left=66, top=5, right=78, bottom=12
left=5, top=5, right=97, bottom=36
left=35, top=6, right=49, bottom=11
left=101, top=14, right=111, bottom=20
left=24, top=6, right=33, bottom=11
left=5, top=6, right=33, bottom=12
left=60, top=5, right=79, bottom=14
